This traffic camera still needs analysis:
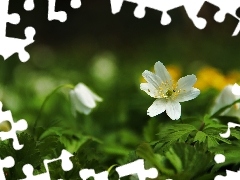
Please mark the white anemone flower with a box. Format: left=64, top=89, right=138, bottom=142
left=211, top=84, right=240, bottom=117
left=140, top=61, right=200, bottom=120
left=69, top=83, right=102, bottom=116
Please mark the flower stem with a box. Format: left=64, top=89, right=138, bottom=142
left=179, top=117, right=183, bottom=124
left=32, top=84, right=74, bottom=136
left=198, top=122, right=205, bottom=131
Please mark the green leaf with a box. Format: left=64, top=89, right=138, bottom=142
left=230, top=128, right=240, bottom=140
left=206, top=136, right=219, bottom=148
left=5, top=133, right=42, bottom=179
left=211, top=142, right=240, bottom=172
left=38, top=135, right=64, bottom=159
left=156, top=124, right=197, bottom=153
left=203, top=127, right=231, bottom=148
left=168, top=143, right=214, bottom=180
left=194, top=131, right=207, bottom=143
left=136, top=143, right=175, bottom=175
left=165, top=148, right=182, bottom=173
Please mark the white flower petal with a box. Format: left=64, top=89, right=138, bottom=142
left=74, top=83, right=97, bottom=108
left=232, top=83, right=240, bottom=95
left=176, top=88, right=200, bottom=102
left=225, top=104, right=240, bottom=117
left=69, top=91, right=92, bottom=116
left=166, top=100, right=181, bottom=120
left=211, top=85, right=240, bottom=115
left=177, top=75, right=197, bottom=91
left=140, top=83, right=159, bottom=98
left=147, top=99, right=167, bottom=117
left=154, top=61, right=171, bottom=82
left=87, top=88, right=103, bottom=102
left=142, top=70, right=162, bottom=89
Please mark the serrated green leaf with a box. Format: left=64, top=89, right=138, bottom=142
left=194, top=131, right=207, bottom=143
left=4, top=133, right=43, bottom=179
left=156, top=124, right=197, bottom=153
left=231, top=128, right=240, bottom=140
left=206, top=136, right=219, bottom=148
left=38, top=135, right=64, bottom=159
left=136, top=143, right=175, bottom=175
left=169, top=143, right=214, bottom=180
left=165, top=148, right=182, bottom=173
left=202, top=127, right=231, bottom=149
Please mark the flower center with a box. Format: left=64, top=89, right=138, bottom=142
left=158, top=80, right=181, bottom=100
left=166, top=90, right=173, bottom=97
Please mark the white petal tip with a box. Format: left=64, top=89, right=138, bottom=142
left=232, top=83, right=240, bottom=95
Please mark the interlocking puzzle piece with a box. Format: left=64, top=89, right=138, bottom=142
left=116, top=159, right=158, bottom=180
left=110, top=0, right=240, bottom=36
left=213, top=122, right=240, bottom=179
left=48, top=0, right=81, bottom=22
left=24, top=0, right=35, bottom=11
left=0, top=156, right=14, bottom=180
left=215, top=169, right=240, bottom=180
left=215, top=170, right=240, bottom=180
left=48, top=0, right=67, bottom=22
left=214, top=154, right=225, bottom=164
left=220, top=122, right=240, bottom=138
left=21, top=149, right=73, bottom=180
left=110, top=0, right=206, bottom=28
left=27, top=0, right=81, bottom=22
left=79, top=169, right=108, bottom=180
left=0, top=0, right=36, bottom=62
left=206, top=0, right=240, bottom=36
left=0, top=101, right=28, bottom=150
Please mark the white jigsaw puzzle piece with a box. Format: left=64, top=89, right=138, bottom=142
left=21, top=164, right=50, bottom=180
left=0, top=156, right=14, bottom=180
left=116, top=159, right=158, bottom=180
left=0, top=0, right=82, bottom=62
left=79, top=169, right=109, bottom=180
left=215, top=170, right=240, bottom=180
left=24, top=0, right=81, bottom=22
left=220, top=122, right=240, bottom=138
left=24, top=0, right=35, bottom=11
left=48, top=0, right=67, bottom=22
left=213, top=121, right=240, bottom=179
left=110, top=0, right=240, bottom=36
left=21, top=149, right=73, bottom=180
left=0, top=0, right=36, bottom=62
left=0, top=102, right=28, bottom=150
left=48, top=0, right=81, bottom=22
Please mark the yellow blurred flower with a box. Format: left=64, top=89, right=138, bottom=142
left=195, top=66, right=227, bottom=91
left=226, top=70, right=240, bottom=84
left=165, top=64, right=182, bottom=82
left=195, top=66, right=240, bottom=91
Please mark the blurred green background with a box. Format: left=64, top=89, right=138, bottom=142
left=1, top=0, right=240, bottom=160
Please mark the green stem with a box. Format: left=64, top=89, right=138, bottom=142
left=179, top=117, right=183, bottom=124
left=210, top=98, right=240, bottom=118
left=198, top=122, right=205, bottom=131
left=32, top=84, right=74, bottom=135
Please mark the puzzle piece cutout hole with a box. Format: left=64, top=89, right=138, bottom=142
left=21, top=149, right=73, bottom=180
left=0, top=102, right=28, bottom=150
left=0, top=156, right=15, bottom=180
left=0, top=120, right=12, bottom=132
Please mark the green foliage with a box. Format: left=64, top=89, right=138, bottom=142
left=1, top=58, right=240, bottom=179
left=136, top=142, right=215, bottom=180
left=156, top=123, right=197, bottom=153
